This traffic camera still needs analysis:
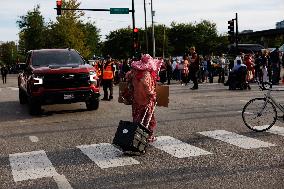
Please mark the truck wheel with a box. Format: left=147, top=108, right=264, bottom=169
left=86, top=98, right=99, bottom=110
left=28, top=98, right=42, bottom=115
left=19, top=89, right=28, bottom=104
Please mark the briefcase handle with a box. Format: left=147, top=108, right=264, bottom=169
left=141, top=102, right=157, bottom=129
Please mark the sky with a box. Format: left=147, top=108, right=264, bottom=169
left=0, top=0, right=283, bottom=42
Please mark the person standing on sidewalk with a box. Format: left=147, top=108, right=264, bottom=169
left=1, top=65, right=8, bottom=84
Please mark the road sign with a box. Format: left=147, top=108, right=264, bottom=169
left=110, top=8, right=129, bottom=14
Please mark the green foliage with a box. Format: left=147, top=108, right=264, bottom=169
left=102, top=28, right=133, bottom=59
left=102, top=20, right=228, bottom=58
left=49, top=0, right=91, bottom=58
left=16, top=1, right=229, bottom=60
left=17, top=0, right=101, bottom=60
left=168, top=22, right=195, bottom=55
left=16, top=5, right=46, bottom=51
left=0, top=42, right=19, bottom=66
left=80, top=22, right=101, bottom=58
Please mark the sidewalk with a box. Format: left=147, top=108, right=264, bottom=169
left=0, top=74, right=18, bottom=88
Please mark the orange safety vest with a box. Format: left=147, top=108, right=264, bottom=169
left=103, top=64, right=114, bottom=80
left=95, top=64, right=102, bottom=77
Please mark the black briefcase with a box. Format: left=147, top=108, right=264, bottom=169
left=113, top=104, right=156, bottom=154
left=113, top=121, right=151, bottom=153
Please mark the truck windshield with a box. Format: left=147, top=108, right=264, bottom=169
left=32, top=50, right=85, bottom=67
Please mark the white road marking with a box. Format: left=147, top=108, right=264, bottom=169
left=267, top=126, right=284, bottom=137
left=77, top=143, right=140, bottom=169
left=194, top=102, right=207, bottom=106
left=9, top=150, right=72, bottom=189
left=237, top=110, right=254, bottom=115
left=151, top=136, right=212, bottom=158
left=198, top=130, right=276, bottom=149
left=243, top=111, right=253, bottom=115
left=240, top=100, right=248, bottom=103
left=53, top=175, right=73, bottom=189
left=29, top=136, right=39, bottom=143
left=8, top=87, right=19, bottom=91
left=251, top=125, right=272, bottom=130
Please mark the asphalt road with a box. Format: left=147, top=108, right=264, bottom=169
left=0, top=75, right=284, bottom=189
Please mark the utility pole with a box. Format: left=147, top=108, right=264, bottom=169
left=162, top=24, right=166, bottom=59
left=132, top=0, right=135, bottom=32
left=132, top=0, right=136, bottom=57
left=235, top=12, right=239, bottom=55
left=151, top=0, right=155, bottom=58
left=143, top=0, right=148, bottom=54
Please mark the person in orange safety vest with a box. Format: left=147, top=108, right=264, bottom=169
left=102, top=55, right=115, bottom=101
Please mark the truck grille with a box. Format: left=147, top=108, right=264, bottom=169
left=43, top=73, right=90, bottom=89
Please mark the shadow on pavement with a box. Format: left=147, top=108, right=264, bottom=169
left=0, top=101, right=89, bottom=123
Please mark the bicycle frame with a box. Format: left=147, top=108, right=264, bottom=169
left=260, top=89, right=284, bottom=115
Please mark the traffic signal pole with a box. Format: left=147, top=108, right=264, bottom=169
left=228, top=13, right=239, bottom=56
left=235, top=13, right=239, bottom=55
left=132, top=0, right=137, bottom=58
left=151, top=0, right=155, bottom=58
left=55, top=0, right=137, bottom=58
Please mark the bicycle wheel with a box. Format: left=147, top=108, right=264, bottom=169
left=242, top=98, right=277, bottom=132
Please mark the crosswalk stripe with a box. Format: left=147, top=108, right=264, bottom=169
left=77, top=143, right=140, bottom=169
left=9, top=150, right=72, bottom=189
left=267, top=126, right=284, bottom=136
left=198, top=130, right=276, bottom=149
left=151, top=136, right=212, bottom=158
left=29, top=136, right=39, bottom=143
left=8, top=87, right=18, bottom=91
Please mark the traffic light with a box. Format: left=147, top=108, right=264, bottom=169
left=133, top=28, right=139, bottom=57
left=56, top=0, right=62, bottom=16
left=228, top=19, right=235, bottom=43
left=133, top=28, right=139, bottom=43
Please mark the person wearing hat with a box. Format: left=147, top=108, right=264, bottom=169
left=126, top=54, right=163, bottom=142
left=102, top=55, right=115, bottom=101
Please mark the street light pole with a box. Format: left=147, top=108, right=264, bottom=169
left=162, top=24, right=166, bottom=59
left=132, top=0, right=136, bottom=57
left=144, top=0, right=148, bottom=54
left=151, top=0, right=155, bottom=58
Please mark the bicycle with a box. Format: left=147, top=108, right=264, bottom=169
left=242, top=82, right=284, bottom=132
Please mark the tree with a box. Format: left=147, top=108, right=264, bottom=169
left=49, top=0, right=91, bottom=58
left=102, top=28, right=133, bottom=59
left=17, top=5, right=46, bottom=51
left=194, top=20, right=220, bottom=55
left=167, top=20, right=227, bottom=56
left=0, top=42, right=18, bottom=66
left=168, top=22, right=195, bottom=56
left=80, top=22, right=101, bottom=59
